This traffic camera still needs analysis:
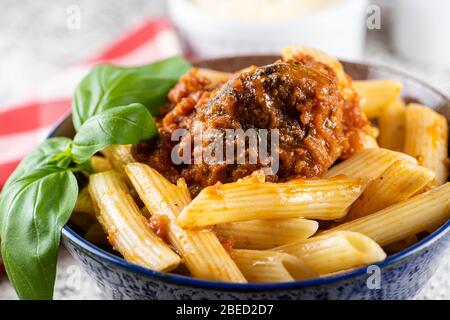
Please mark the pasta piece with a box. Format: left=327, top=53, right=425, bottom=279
left=89, top=171, right=180, bottom=272
left=176, top=177, right=192, bottom=203
left=74, top=186, right=95, bottom=216
left=231, top=249, right=316, bottom=282
left=281, top=45, right=350, bottom=91
left=352, top=80, right=402, bottom=118
left=378, top=98, right=406, bottom=151
left=404, top=103, right=449, bottom=185
left=274, top=231, right=386, bottom=275
left=345, top=160, right=435, bottom=221
left=125, top=163, right=246, bottom=283
left=177, top=177, right=363, bottom=228
left=324, top=148, right=417, bottom=184
left=91, top=155, right=112, bottom=172
left=101, top=144, right=135, bottom=174
left=215, top=218, right=319, bottom=250
left=360, top=132, right=379, bottom=149
left=324, top=183, right=450, bottom=246
left=197, top=68, right=232, bottom=83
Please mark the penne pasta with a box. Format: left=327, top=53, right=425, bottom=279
left=89, top=171, right=180, bottom=272
left=360, top=132, right=379, bottom=149
left=274, top=231, right=386, bottom=275
left=231, top=249, right=316, bottom=282
left=101, top=144, right=136, bottom=174
left=324, top=148, right=417, bottom=184
left=324, top=182, right=450, bottom=246
left=74, top=186, right=95, bottom=216
left=403, top=103, right=449, bottom=185
left=281, top=45, right=350, bottom=92
left=215, top=218, right=319, bottom=250
left=282, top=45, right=341, bottom=69
left=91, top=155, right=113, bottom=172
left=176, top=177, right=192, bottom=203
left=345, top=160, right=435, bottom=221
left=353, top=79, right=402, bottom=119
left=125, top=162, right=247, bottom=283
left=197, top=68, right=232, bottom=83
left=177, top=177, right=364, bottom=228
left=378, top=98, right=406, bottom=151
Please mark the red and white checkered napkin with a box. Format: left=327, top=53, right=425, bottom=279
left=0, top=18, right=182, bottom=188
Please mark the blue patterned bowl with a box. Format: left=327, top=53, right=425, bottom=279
left=57, top=56, right=450, bottom=300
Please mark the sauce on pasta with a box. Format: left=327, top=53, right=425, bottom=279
left=133, top=56, right=369, bottom=196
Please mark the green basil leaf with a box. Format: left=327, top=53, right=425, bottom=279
left=71, top=103, right=157, bottom=163
left=2, top=137, right=73, bottom=191
left=0, top=166, right=78, bottom=300
left=72, top=56, right=191, bottom=130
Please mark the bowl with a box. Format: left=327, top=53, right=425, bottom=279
left=168, top=0, right=368, bottom=59
left=58, top=56, right=450, bottom=300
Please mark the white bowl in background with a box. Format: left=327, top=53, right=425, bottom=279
left=168, top=0, right=368, bottom=60
left=391, top=0, right=450, bottom=68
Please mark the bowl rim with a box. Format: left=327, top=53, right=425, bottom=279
left=60, top=56, right=450, bottom=291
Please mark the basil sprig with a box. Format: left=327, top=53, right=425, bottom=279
left=0, top=56, right=191, bottom=299
left=71, top=103, right=157, bottom=163
left=72, top=56, right=191, bottom=130
left=0, top=166, right=78, bottom=299
left=0, top=103, right=156, bottom=300
left=2, top=137, right=73, bottom=191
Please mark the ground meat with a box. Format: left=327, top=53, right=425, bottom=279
left=287, top=53, right=370, bottom=158
left=133, top=69, right=226, bottom=186
left=167, top=68, right=214, bottom=104
left=133, top=61, right=367, bottom=196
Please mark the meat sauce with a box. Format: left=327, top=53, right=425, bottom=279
left=133, top=59, right=369, bottom=196
left=148, top=214, right=170, bottom=243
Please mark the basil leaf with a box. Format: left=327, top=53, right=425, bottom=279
left=71, top=103, right=157, bottom=163
left=72, top=56, right=191, bottom=130
left=0, top=166, right=78, bottom=300
left=2, top=137, right=73, bottom=191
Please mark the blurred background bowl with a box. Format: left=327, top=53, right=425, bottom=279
left=391, top=0, right=450, bottom=67
left=168, top=0, right=368, bottom=59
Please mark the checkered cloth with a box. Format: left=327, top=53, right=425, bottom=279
left=0, top=18, right=182, bottom=187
